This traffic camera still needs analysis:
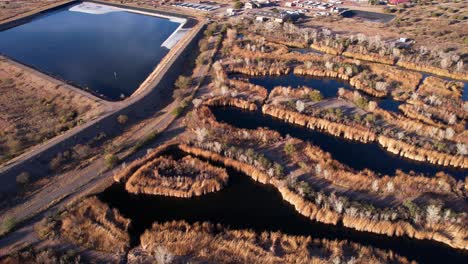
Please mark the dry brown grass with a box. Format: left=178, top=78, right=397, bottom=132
left=418, top=76, right=464, bottom=101
left=125, top=155, right=229, bottom=197
left=136, top=220, right=411, bottom=264
left=59, top=197, right=131, bottom=254
left=0, top=57, right=105, bottom=164
left=182, top=105, right=468, bottom=249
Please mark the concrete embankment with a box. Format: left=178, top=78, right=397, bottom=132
left=0, top=17, right=206, bottom=194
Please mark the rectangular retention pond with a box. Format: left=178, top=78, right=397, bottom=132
left=0, top=2, right=187, bottom=101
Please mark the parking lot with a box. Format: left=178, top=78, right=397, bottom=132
left=172, top=2, right=219, bottom=12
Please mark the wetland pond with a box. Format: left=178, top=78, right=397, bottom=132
left=98, top=148, right=467, bottom=264
left=241, top=73, right=402, bottom=113
left=0, top=2, right=183, bottom=100
left=211, top=107, right=467, bottom=179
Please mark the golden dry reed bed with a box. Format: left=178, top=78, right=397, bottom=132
left=180, top=143, right=468, bottom=250
left=204, top=97, right=258, bottom=111
left=261, top=104, right=468, bottom=168
left=179, top=106, right=467, bottom=250
left=135, top=220, right=412, bottom=264
left=60, top=197, right=131, bottom=254
left=262, top=104, right=377, bottom=143
left=125, top=155, right=228, bottom=198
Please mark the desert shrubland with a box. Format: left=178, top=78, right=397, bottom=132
left=0, top=58, right=105, bottom=164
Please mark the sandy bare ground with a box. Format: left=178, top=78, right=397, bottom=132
left=0, top=57, right=108, bottom=164
left=0, top=0, right=68, bottom=23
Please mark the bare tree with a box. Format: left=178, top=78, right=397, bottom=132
left=192, top=98, right=202, bottom=108
left=196, top=127, right=209, bottom=143
left=426, top=203, right=441, bottom=224
left=296, top=100, right=305, bottom=113
left=153, top=246, right=174, bottom=264
left=456, top=143, right=467, bottom=155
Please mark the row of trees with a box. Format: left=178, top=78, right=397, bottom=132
left=242, top=17, right=466, bottom=72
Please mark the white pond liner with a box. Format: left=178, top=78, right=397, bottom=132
left=69, top=2, right=187, bottom=49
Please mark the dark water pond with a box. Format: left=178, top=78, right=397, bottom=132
left=242, top=73, right=402, bottom=113
left=245, top=72, right=352, bottom=98
left=0, top=3, right=181, bottom=100
left=341, top=10, right=395, bottom=23
left=211, top=107, right=467, bottom=179
left=378, top=98, right=401, bottom=113
left=98, top=149, right=467, bottom=264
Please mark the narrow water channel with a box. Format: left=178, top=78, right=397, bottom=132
left=211, top=107, right=466, bottom=179
left=98, top=149, right=467, bottom=264
left=290, top=47, right=324, bottom=55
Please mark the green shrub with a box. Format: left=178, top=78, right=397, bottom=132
left=297, top=181, right=312, bottom=197
left=298, top=161, right=310, bottom=172
left=308, top=90, right=323, bottom=102
left=175, top=76, right=192, bottom=90
left=104, top=154, right=119, bottom=169
left=0, top=217, right=17, bottom=235
left=233, top=1, right=243, bottom=9
left=353, top=113, right=362, bottom=122
left=403, top=200, right=422, bottom=220
left=334, top=108, right=343, bottom=119
left=16, top=172, right=30, bottom=186
left=172, top=106, right=185, bottom=117
left=355, top=97, right=369, bottom=109
left=257, top=154, right=272, bottom=169
left=365, top=114, right=375, bottom=123
left=131, top=130, right=159, bottom=153
left=49, top=151, right=70, bottom=171
left=196, top=55, right=208, bottom=66
left=273, top=163, right=284, bottom=178
left=205, top=23, right=218, bottom=37
left=199, top=39, right=210, bottom=52
left=284, top=143, right=296, bottom=156
left=117, top=114, right=128, bottom=125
